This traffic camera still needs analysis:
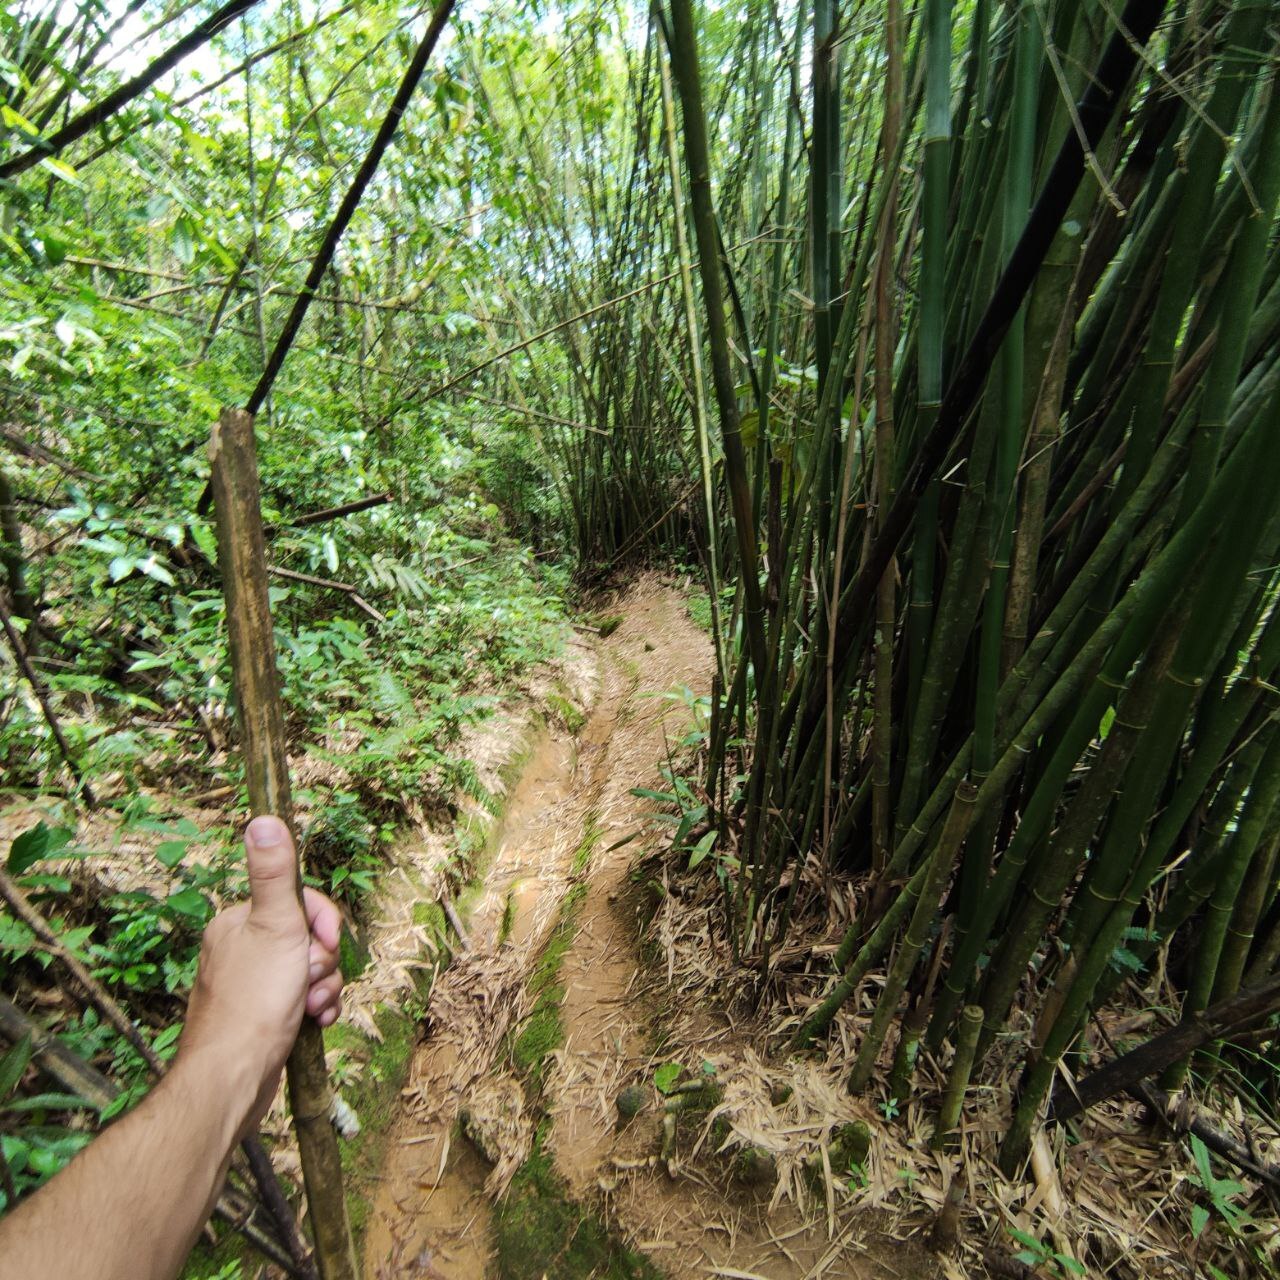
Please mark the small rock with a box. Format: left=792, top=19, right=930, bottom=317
left=616, top=1084, right=648, bottom=1126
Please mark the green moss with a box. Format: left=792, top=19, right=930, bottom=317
left=493, top=1129, right=663, bottom=1280
left=510, top=882, right=586, bottom=1083
left=546, top=691, right=587, bottom=734
left=329, top=1005, right=421, bottom=1242
left=592, top=614, right=624, bottom=638
left=412, top=898, right=446, bottom=934
left=572, top=816, right=600, bottom=875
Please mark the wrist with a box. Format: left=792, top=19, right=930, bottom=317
left=169, top=1039, right=262, bottom=1150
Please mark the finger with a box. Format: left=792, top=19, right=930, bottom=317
left=306, top=971, right=343, bottom=1019
left=244, top=816, right=302, bottom=932
left=308, top=943, right=339, bottom=984
left=316, top=1004, right=340, bottom=1029
left=302, top=887, right=342, bottom=953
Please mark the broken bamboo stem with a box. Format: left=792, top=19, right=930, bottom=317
left=282, top=492, right=393, bottom=530
left=209, top=407, right=358, bottom=1280
left=1053, top=972, right=1280, bottom=1121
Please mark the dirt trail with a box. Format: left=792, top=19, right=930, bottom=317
left=363, top=578, right=928, bottom=1279
left=362, top=578, right=710, bottom=1278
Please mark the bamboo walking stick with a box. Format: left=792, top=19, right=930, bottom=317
left=209, top=407, right=359, bottom=1280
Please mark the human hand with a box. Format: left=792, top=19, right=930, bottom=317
left=178, top=815, right=343, bottom=1134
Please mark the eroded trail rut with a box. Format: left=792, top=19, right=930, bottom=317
left=364, top=580, right=711, bottom=1279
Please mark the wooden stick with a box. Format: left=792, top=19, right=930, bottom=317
left=0, top=866, right=316, bottom=1277
left=0, top=591, right=96, bottom=809
left=266, top=566, right=389, bottom=624
left=0, top=994, right=301, bottom=1276
left=282, top=492, right=393, bottom=530
left=209, top=408, right=358, bottom=1280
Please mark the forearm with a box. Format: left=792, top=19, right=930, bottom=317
left=0, top=1044, right=256, bottom=1280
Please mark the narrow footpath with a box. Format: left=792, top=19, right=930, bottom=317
left=363, top=578, right=931, bottom=1279
left=363, top=579, right=711, bottom=1278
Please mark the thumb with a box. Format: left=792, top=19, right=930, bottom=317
left=244, top=815, right=302, bottom=931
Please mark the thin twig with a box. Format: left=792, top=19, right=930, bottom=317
left=0, top=592, right=96, bottom=809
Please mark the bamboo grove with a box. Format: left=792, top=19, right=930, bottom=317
left=523, top=0, right=1280, bottom=1168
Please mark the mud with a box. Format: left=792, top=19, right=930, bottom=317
left=363, top=577, right=928, bottom=1279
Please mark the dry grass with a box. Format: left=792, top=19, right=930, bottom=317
left=640, top=845, right=1280, bottom=1279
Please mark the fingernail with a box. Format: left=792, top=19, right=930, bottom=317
left=246, top=816, right=286, bottom=848
left=309, top=962, right=323, bottom=982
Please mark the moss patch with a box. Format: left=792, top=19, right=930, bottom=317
left=511, top=881, right=586, bottom=1084
left=546, top=691, right=587, bottom=734
left=328, top=1004, right=421, bottom=1242
left=493, top=1128, right=662, bottom=1280
left=685, top=590, right=714, bottom=635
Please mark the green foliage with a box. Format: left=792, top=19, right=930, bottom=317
left=0, top=1033, right=98, bottom=1210
left=1007, top=1228, right=1086, bottom=1279
left=652, top=1062, right=682, bottom=1095
left=1187, top=1136, right=1250, bottom=1240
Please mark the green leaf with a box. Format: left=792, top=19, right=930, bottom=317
left=653, top=1062, right=683, bottom=1095
left=38, top=155, right=80, bottom=186
left=164, top=887, right=209, bottom=919
left=41, top=233, right=68, bottom=265
left=9, top=823, right=71, bottom=875
left=171, top=215, right=194, bottom=265
left=108, top=556, right=135, bottom=582
left=127, top=653, right=171, bottom=672
left=1, top=104, right=37, bottom=134
left=137, top=555, right=175, bottom=586
left=687, top=829, right=716, bottom=869
left=4, top=1092, right=100, bottom=1113
left=155, top=841, right=187, bottom=869
left=1190, top=1135, right=1214, bottom=1189
left=630, top=787, right=677, bottom=803
left=1190, top=1204, right=1210, bottom=1238
left=0, top=1033, right=32, bottom=1100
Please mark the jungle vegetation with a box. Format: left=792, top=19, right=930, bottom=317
left=1, top=0, right=1279, bottom=1273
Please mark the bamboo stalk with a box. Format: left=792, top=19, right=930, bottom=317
left=209, top=408, right=358, bottom=1280
left=931, top=1006, right=983, bottom=1152
left=849, top=783, right=976, bottom=1092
